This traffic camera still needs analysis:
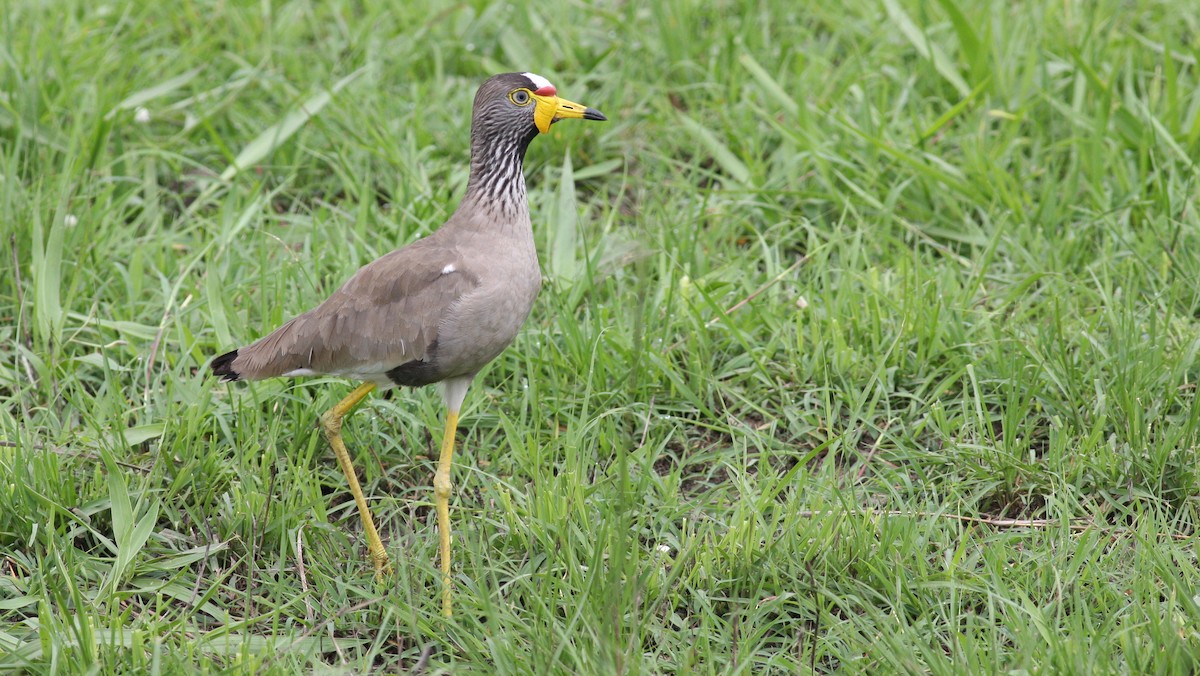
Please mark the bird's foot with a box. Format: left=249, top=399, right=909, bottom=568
left=372, top=552, right=394, bottom=581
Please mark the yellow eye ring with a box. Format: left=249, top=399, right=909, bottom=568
left=509, top=89, right=532, bottom=106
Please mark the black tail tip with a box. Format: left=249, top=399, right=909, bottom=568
left=211, top=350, right=241, bottom=381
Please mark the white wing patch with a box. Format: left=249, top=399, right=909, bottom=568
left=441, top=263, right=456, bottom=275
left=282, top=368, right=318, bottom=377
left=522, top=72, right=553, bottom=91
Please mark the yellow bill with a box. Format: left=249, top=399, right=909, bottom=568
left=532, top=93, right=607, bottom=134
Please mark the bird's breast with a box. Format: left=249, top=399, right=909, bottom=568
left=433, top=244, right=541, bottom=378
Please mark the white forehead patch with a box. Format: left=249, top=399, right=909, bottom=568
left=522, top=72, right=554, bottom=91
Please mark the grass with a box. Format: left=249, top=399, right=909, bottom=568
left=3, top=0, right=1200, bottom=672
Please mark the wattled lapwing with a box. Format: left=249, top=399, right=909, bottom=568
left=212, top=72, right=605, bottom=616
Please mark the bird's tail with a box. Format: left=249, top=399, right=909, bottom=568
left=211, top=350, right=242, bottom=381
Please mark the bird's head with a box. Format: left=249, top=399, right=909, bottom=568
left=473, top=72, right=606, bottom=137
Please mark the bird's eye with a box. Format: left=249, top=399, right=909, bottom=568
left=510, top=89, right=531, bottom=106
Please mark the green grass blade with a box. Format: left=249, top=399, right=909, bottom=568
left=933, top=0, right=985, bottom=78
left=29, top=209, right=63, bottom=349
left=882, top=0, right=971, bottom=95
left=102, top=450, right=134, bottom=556
left=100, top=449, right=160, bottom=594
left=551, top=150, right=579, bottom=281
left=105, top=67, right=204, bottom=120
left=738, top=52, right=799, bottom=116
left=676, top=112, right=752, bottom=187
left=218, top=68, right=366, bottom=183
left=919, top=75, right=992, bottom=142
left=206, top=259, right=232, bottom=349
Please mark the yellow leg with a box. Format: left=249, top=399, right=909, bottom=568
left=434, top=409, right=459, bottom=617
left=320, top=382, right=392, bottom=579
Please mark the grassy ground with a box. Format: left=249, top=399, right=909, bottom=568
left=4, top=0, right=1200, bottom=672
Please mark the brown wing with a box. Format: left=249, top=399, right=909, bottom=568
left=228, top=238, right=478, bottom=380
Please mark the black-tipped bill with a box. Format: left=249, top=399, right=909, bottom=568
left=532, top=93, right=607, bottom=133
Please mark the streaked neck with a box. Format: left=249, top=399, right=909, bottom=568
left=462, top=121, right=537, bottom=221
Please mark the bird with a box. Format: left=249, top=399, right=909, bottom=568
left=211, top=72, right=606, bottom=616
